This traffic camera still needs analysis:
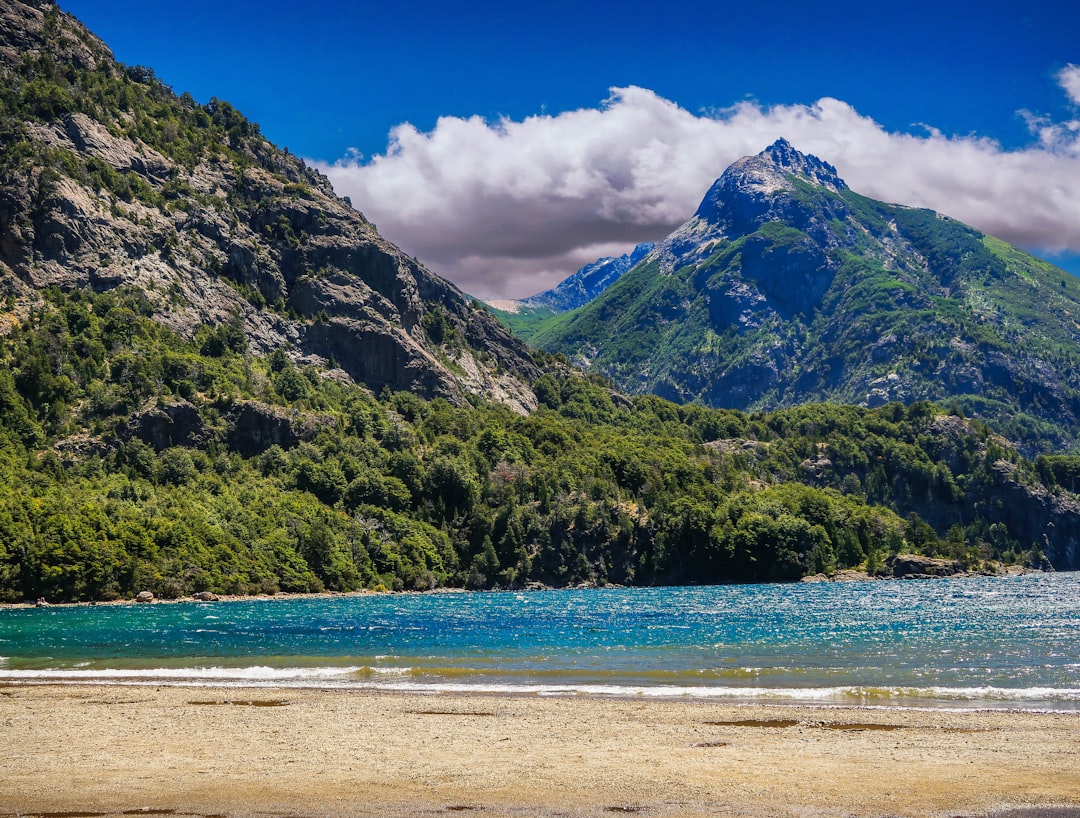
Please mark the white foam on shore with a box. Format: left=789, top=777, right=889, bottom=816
left=1, top=666, right=1077, bottom=711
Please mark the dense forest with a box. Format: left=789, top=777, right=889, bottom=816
left=0, top=286, right=1066, bottom=602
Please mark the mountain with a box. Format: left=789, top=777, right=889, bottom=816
left=488, top=242, right=655, bottom=341
left=530, top=139, right=1080, bottom=454
left=0, top=4, right=1078, bottom=604
left=0, top=0, right=539, bottom=412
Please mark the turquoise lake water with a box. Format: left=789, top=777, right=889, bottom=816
left=1, top=573, right=1078, bottom=710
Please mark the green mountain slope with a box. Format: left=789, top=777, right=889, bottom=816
left=531, top=140, right=1080, bottom=454
left=486, top=302, right=564, bottom=343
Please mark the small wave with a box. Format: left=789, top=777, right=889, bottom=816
left=311, top=680, right=1080, bottom=709
left=921, top=685, right=1080, bottom=702
left=363, top=666, right=413, bottom=676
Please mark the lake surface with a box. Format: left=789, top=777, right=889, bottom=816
left=2, top=573, right=1078, bottom=711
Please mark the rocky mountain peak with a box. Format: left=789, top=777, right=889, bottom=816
left=517, top=241, right=656, bottom=313
left=689, top=139, right=849, bottom=239
left=716, top=138, right=847, bottom=201
left=758, top=138, right=846, bottom=192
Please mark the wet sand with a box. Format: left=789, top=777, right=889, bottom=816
left=1, top=684, right=1078, bottom=817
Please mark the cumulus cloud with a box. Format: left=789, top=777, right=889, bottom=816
left=315, top=83, right=1080, bottom=300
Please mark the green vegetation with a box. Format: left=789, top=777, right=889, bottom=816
left=0, top=287, right=1056, bottom=602
left=486, top=304, right=562, bottom=343
left=0, top=14, right=319, bottom=228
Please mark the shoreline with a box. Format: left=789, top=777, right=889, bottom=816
left=1, top=563, right=1046, bottom=610
left=1, top=684, right=1078, bottom=817
left=0, top=587, right=383, bottom=610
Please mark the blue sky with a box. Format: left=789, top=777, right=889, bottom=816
left=58, top=1, right=1080, bottom=299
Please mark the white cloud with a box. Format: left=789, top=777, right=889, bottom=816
left=1059, top=64, right=1080, bottom=106
left=315, top=85, right=1080, bottom=300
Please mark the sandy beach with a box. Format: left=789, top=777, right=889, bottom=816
left=1, top=685, right=1078, bottom=817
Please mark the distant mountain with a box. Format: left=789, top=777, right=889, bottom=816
left=0, top=0, right=539, bottom=411
left=488, top=242, right=655, bottom=341
left=531, top=139, right=1080, bottom=454
left=522, top=242, right=655, bottom=312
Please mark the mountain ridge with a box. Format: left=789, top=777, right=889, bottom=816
left=0, top=0, right=540, bottom=412
left=530, top=139, right=1080, bottom=454
left=521, top=241, right=656, bottom=313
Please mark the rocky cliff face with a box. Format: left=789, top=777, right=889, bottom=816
left=532, top=139, right=1080, bottom=454
left=0, top=0, right=539, bottom=411
left=990, top=459, right=1080, bottom=571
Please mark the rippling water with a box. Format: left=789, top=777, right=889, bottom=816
left=1, top=573, right=1078, bottom=710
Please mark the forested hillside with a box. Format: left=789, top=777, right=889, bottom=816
left=0, top=286, right=1074, bottom=602
left=0, top=0, right=538, bottom=411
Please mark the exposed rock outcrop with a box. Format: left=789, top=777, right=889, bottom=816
left=225, top=401, right=332, bottom=457
left=987, top=459, right=1079, bottom=572
left=887, top=554, right=962, bottom=579
left=125, top=400, right=208, bottom=451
